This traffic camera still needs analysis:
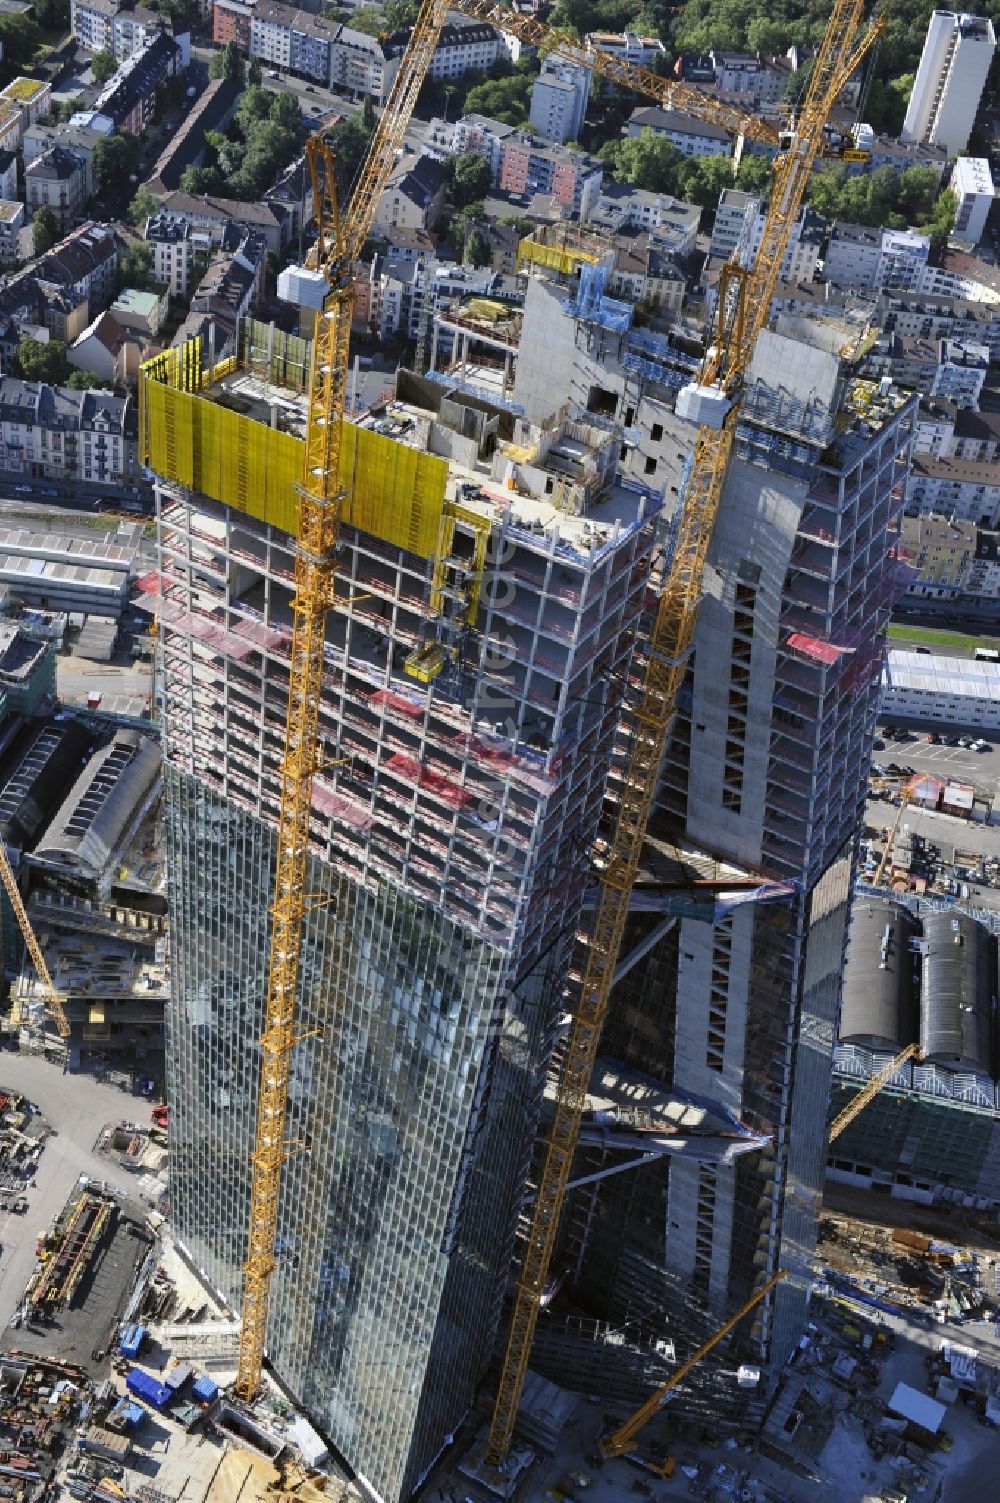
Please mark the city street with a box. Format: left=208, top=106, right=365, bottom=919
left=0, top=1057, right=135, bottom=1335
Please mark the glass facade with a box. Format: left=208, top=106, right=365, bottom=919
left=166, top=766, right=561, bottom=1500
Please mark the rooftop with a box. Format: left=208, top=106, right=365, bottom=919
left=629, top=105, right=731, bottom=141
left=1, top=77, right=48, bottom=103
left=0, top=200, right=22, bottom=223
left=883, top=649, right=1000, bottom=701
left=112, top=288, right=162, bottom=317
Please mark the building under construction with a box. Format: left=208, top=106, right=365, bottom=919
left=142, top=317, right=661, bottom=1501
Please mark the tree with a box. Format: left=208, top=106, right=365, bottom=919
left=209, top=40, right=244, bottom=84
left=66, top=370, right=106, bottom=390
left=32, top=205, right=57, bottom=256
left=236, top=84, right=273, bottom=127
left=361, top=95, right=377, bottom=132
left=923, top=188, right=955, bottom=252
left=93, top=134, right=141, bottom=193
left=601, top=131, right=683, bottom=195
left=349, top=5, right=385, bottom=35
left=248, top=55, right=263, bottom=87
left=33, top=0, right=68, bottom=28
left=91, top=49, right=118, bottom=85
left=464, top=226, right=491, bottom=267
left=326, top=113, right=374, bottom=196
left=181, top=164, right=224, bottom=194
left=129, top=184, right=161, bottom=227
left=120, top=241, right=153, bottom=290
left=463, top=73, right=533, bottom=125
left=448, top=150, right=491, bottom=207
left=0, top=13, right=43, bottom=68
left=16, top=338, right=70, bottom=384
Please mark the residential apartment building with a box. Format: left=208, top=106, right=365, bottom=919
left=145, top=213, right=201, bottom=298
left=587, top=30, right=666, bottom=69
left=426, top=21, right=498, bottom=80
left=900, top=512, right=977, bottom=596
left=0, top=203, right=24, bottom=268
left=513, top=268, right=915, bottom=1381
left=0, top=379, right=138, bottom=487
left=591, top=184, right=700, bottom=255
left=448, top=113, right=516, bottom=181
left=92, top=30, right=182, bottom=135
left=247, top=2, right=338, bottom=83
left=71, top=0, right=181, bottom=60
left=627, top=104, right=732, bottom=158
left=709, top=50, right=787, bottom=102
left=212, top=0, right=253, bottom=51
left=330, top=26, right=402, bottom=103
left=907, top=452, right=1000, bottom=526
left=374, top=154, right=448, bottom=235
left=877, top=289, right=1000, bottom=360
left=499, top=133, right=603, bottom=218
left=902, top=10, right=996, bottom=154
left=23, top=123, right=104, bottom=199
left=930, top=339, right=989, bottom=407
left=529, top=59, right=591, bottom=145
left=0, top=150, right=18, bottom=206
left=823, top=223, right=930, bottom=292
left=709, top=190, right=825, bottom=284
left=0, top=79, right=52, bottom=133
left=25, top=148, right=87, bottom=234
left=950, top=155, right=995, bottom=245
left=140, top=314, right=659, bottom=1502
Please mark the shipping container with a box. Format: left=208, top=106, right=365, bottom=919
left=192, top=1374, right=219, bottom=1404
left=126, top=1368, right=172, bottom=1412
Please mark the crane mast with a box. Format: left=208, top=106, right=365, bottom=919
left=485, top=0, right=884, bottom=1467
left=234, top=0, right=460, bottom=1402
left=829, top=1042, right=920, bottom=1143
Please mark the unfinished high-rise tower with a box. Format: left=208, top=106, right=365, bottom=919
left=141, top=320, right=661, bottom=1501
left=513, top=266, right=916, bottom=1390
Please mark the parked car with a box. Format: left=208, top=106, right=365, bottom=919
left=927, top=731, right=939, bottom=743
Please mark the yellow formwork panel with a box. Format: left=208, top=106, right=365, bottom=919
left=140, top=345, right=448, bottom=557
left=338, top=422, right=446, bottom=559
left=517, top=236, right=603, bottom=275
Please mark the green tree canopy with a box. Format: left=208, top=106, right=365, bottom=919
left=129, top=184, right=161, bottom=227
left=209, top=40, right=244, bottom=83
left=464, top=225, right=492, bottom=267
left=248, top=55, right=263, bottom=87
left=0, top=13, right=43, bottom=68
left=349, top=6, right=385, bottom=36
left=32, top=205, right=57, bottom=256
left=448, top=150, right=491, bottom=207
left=16, top=337, right=70, bottom=384
left=463, top=72, right=533, bottom=125
left=91, top=49, right=117, bottom=85
left=326, top=113, right=374, bottom=197
left=600, top=130, right=684, bottom=194
left=93, top=134, right=141, bottom=193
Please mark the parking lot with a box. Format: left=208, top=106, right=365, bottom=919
left=874, top=721, right=1000, bottom=802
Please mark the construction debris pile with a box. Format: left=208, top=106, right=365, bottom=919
left=0, top=1093, right=47, bottom=1213
left=0, top=1352, right=88, bottom=1501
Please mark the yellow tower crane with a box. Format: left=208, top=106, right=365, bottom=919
left=600, top=1270, right=788, bottom=1465
left=233, top=0, right=886, bottom=1415
left=484, top=0, right=884, bottom=1468
left=234, top=0, right=468, bottom=1401
left=829, top=1041, right=920, bottom=1143
left=0, top=841, right=69, bottom=1039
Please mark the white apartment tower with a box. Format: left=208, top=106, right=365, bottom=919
left=901, top=11, right=996, bottom=154
left=529, top=59, right=591, bottom=144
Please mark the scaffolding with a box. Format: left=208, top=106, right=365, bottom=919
left=29, top=1188, right=116, bottom=1310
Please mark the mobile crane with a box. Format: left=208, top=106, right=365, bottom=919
left=0, top=840, right=69, bottom=1040
left=233, top=0, right=887, bottom=1428
left=829, top=1041, right=920, bottom=1143
left=600, top=1270, right=788, bottom=1467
